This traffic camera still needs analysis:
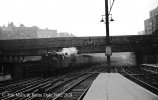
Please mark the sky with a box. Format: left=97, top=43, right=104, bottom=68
left=0, top=0, right=157, bottom=36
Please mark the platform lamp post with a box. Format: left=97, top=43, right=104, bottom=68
left=101, top=0, right=114, bottom=73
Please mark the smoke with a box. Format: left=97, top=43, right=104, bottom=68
left=61, top=47, right=78, bottom=57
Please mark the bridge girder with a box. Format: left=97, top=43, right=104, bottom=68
left=0, top=35, right=157, bottom=56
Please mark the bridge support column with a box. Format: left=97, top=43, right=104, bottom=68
left=135, top=52, right=143, bottom=65
left=0, top=57, right=2, bottom=65
left=135, top=52, right=157, bottom=65
left=7, top=56, right=9, bottom=61
left=17, top=56, right=20, bottom=62
left=142, top=55, right=157, bottom=64
left=13, top=62, right=23, bottom=79
left=156, top=54, right=158, bottom=63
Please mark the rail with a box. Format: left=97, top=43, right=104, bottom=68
left=121, top=65, right=158, bottom=95
left=0, top=64, right=107, bottom=100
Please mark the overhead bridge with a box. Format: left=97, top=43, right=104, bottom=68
left=0, top=34, right=158, bottom=56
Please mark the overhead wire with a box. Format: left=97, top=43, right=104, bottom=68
left=108, top=0, right=116, bottom=14
left=109, top=0, right=112, bottom=10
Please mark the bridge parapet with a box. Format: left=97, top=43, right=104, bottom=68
left=0, top=35, right=158, bottom=56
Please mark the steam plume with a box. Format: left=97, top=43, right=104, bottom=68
left=61, top=47, right=78, bottom=57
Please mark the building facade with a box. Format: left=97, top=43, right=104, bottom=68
left=37, top=28, right=57, bottom=38
left=144, top=6, right=158, bottom=35
left=0, top=22, right=76, bottom=40
left=150, top=7, right=158, bottom=18
left=0, top=22, right=38, bottom=40
left=16, top=24, right=39, bottom=39
left=144, top=15, right=158, bottom=35
left=58, top=32, right=76, bottom=37
left=138, top=31, right=145, bottom=35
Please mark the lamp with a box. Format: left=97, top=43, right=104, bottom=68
left=100, top=18, right=104, bottom=22
left=110, top=16, right=114, bottom=21
left=100, top=14, right=114, bottom=22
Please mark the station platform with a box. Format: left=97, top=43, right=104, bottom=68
left=83, top=73, right=158, bottom=100
left=142, top=64, right=158, bottom=67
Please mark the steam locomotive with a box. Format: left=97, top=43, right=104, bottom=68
left=40, top=52, right=106, bottom=75
left=0, top=51, right=106, bottom=79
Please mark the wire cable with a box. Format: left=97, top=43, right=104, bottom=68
left=108, top=0, right=116, bottom=14
left=109, top=0, right=112, bottom=10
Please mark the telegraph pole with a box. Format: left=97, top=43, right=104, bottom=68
left=105, top=0, right=111, bottom=73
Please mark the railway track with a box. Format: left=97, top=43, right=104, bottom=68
left=0, top=64, right=107, bottom=100
left=0, top=77, right=40, bottom=87
left=51, top=73, right=99, bottom=100
left=121, top=65, right=158, bottom=95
